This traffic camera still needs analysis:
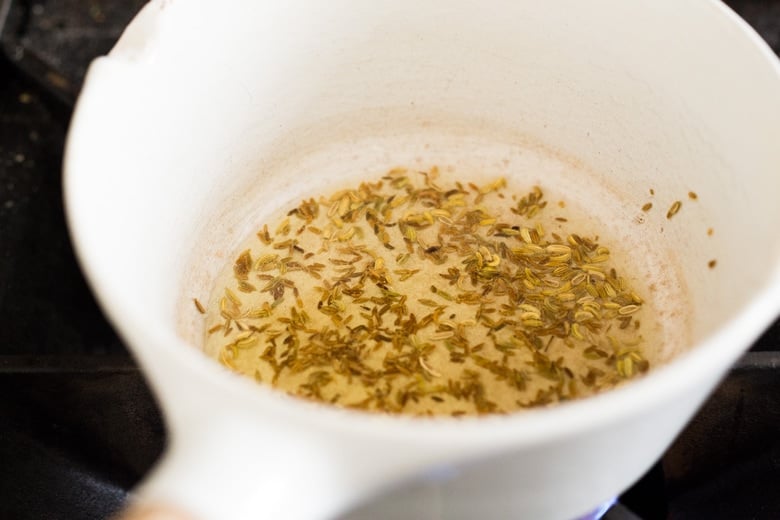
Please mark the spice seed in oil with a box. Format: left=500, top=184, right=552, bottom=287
left=201, top=167, right=652, bottom=417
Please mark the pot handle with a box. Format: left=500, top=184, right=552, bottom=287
left=113, top=504, right=195, bottom=520
left=106, top=411, right=392, bottom=520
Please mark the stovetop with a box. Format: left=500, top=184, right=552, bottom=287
left=0, top=1, right=778, bottom=519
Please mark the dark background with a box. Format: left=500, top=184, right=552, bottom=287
left=0, top=1, right=779, bottom=519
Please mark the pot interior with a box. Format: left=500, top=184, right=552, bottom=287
left=70, top=0, right=780, bottom=389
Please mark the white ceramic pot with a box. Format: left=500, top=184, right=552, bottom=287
left=64, top=1, right=780, bottom=519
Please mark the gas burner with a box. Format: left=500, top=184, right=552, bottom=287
left=576, top=498, right=617, bottom=520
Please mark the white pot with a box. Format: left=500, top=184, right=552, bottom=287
left=64, top=1, right=780, bottom=519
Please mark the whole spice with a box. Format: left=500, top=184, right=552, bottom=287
left=666, top=201, right=682, bottom=220
left=193, top=298, right=206, bottom=314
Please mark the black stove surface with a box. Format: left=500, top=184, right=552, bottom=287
left=0, top=1, right=778, bottom=519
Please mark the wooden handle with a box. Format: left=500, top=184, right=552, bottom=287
left=112, top=504, right=198, bottom=520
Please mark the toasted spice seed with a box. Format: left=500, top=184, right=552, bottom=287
left=708, top=259, right=717, bottom=269
left=238, top=281, right=257, bottom=293
left=666, top=201, right=682, bottom=219
left=193, top=298, right=206, bottom=314
left=618, top=304, right=640, bottom=315
left=225, top=288, right=241, bottom=306
left=257, top=225, right=272, bottom=244
left=207, top=324, right=222, bottom=334
left=707, top=228, right=714, bottom=236
left=641, top=202, right=653, bottom=212
left=395, top=268, right=420, bottom=281
left=419, top=357, right=442, bottom=377
left=688, top=191, right=698, bottom=200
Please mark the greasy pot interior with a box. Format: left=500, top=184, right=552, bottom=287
left=69, top=0, right=780, bottom=387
